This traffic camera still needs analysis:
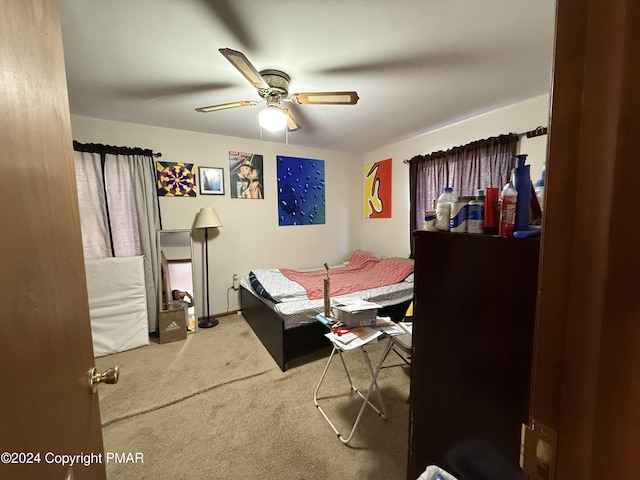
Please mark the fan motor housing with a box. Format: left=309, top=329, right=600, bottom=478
left=259, top=69, right=290, bottom=97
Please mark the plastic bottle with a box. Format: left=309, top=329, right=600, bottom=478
left=514, top=154, right=532, bottom=232
left=498, top=174, right=518, bottom=237
left=435, top=187, right=456, bottom=231
left=483, top=187, right=499, bottom=235
left=423, top=209, right=437, bottom=231
left=467, top=189, right=485, bottom=234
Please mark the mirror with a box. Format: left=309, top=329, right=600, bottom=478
left=157, top=229, right=197, bottom=332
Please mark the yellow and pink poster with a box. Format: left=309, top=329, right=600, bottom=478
left=364, top=158, right=392, bottom=218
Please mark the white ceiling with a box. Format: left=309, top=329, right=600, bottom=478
left=59, top=0, right=556, bottom=154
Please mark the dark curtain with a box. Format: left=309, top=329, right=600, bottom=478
left=408, top=134, right=519, bottom=257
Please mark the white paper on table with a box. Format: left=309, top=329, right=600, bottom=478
left=377, top=324, right=404, bottom=336
left=398, top=321, right=413, bottom=335
left=325, top=327, right=383, bottom=351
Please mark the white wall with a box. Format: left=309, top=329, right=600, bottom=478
left=360, top=94, right=551, bottom=256
left=71, top=93, right=550, bottom=319
left=71, top=116, right=361, bottom=318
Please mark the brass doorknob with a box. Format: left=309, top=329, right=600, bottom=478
left=90, top=366, right=119, bottom=393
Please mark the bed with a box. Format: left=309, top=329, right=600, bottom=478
left=240, top=250, right=414, bottom=371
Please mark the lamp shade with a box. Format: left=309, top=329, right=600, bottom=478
left=258, top=106, right=287, bottom=132
left=193, top=207, right=222, bottom=229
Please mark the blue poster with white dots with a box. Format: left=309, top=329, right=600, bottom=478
left=276, top=156, right=325, bottom=226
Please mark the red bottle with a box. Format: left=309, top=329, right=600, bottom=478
left=484, top=187, right=499, bottom=234
left=498, top=181, right=518, bottom=237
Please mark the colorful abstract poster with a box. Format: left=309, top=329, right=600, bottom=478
left=156, top=161, right=196, bottom=197
left=229, top=151, right=264, bottom=199
left=364, top=158, right=392, bottom=218
left=277, top=156, right=325, bottom=226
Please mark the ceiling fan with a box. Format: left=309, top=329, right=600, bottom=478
left=195, top=48, right=360, bottom=132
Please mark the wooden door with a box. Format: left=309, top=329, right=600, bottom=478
left=531, top=0, right=640, bottom=478
left=0, top=1, right=106, bottom=479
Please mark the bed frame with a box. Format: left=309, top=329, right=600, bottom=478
left=240, top=284, right=411, bottom=371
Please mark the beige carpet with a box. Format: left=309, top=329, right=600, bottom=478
left=95, top=314, right=411, bottom=479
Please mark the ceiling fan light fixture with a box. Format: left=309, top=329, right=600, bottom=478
left=258, top=105, right=287, bottom=132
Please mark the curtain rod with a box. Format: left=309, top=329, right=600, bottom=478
left=73, top=140, right=162, bottom=158
left=518, top=126, right=548, bottom=138
left=402, top=127, right=548, bottom=163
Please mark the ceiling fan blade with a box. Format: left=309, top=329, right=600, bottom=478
left=201, top=1, right=256, bottom=51
left=282, top=108, right=301, bottom=131
left=290, top=91, right=359, bottom=105
left=219, top=48, right=269, bottom=90
left=195, top=100, right=258, bottom=113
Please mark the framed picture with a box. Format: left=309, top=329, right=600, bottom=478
left=229, top=151, right=264, bottom=199
left=198, top=167, right=225, bottom=195
left=156, top=161, right=197, bottom=197
left=364, top=158, right=392, bottom=218
left=276, top=156, right=325, bottom=225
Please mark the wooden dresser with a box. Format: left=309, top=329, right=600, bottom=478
left=408, top=231, right=540, bottom=480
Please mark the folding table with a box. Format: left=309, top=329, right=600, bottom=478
left=313, top=316, right=396, bottom=444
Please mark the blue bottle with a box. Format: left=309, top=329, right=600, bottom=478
left=514, top=154, right=532, bottom=232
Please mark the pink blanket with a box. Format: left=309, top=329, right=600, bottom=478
left=280, top=250, right=414, bottom=300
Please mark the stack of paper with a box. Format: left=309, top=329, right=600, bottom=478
left=325, top=327, right=383, bottom=351
left=375, top=319, right=405, bottom=336
left=398, top=321, right=413, bottom=335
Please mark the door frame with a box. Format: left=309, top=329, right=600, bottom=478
left=532, top=0, right=640, bottom=478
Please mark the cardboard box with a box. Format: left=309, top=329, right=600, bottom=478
left=158, top=308, right=187, bottom=344
left=333, top=299, right=381, bottom=327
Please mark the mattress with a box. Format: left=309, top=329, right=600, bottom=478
left=85, top=256, right=150, bottom=357
left=241, top=272, right=414, bottom=330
